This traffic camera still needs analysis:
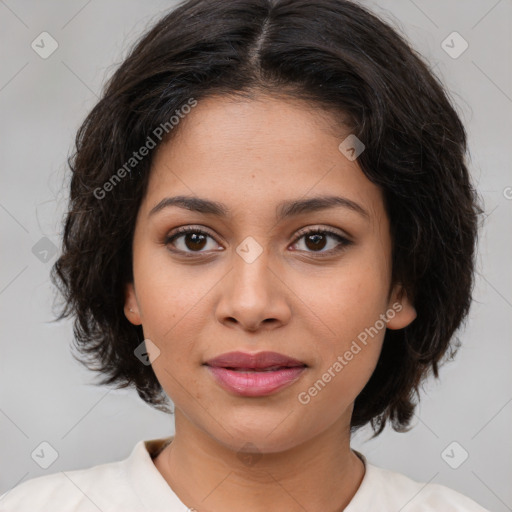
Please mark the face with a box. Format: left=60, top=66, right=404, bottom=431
left=124, top=94, right=416, bottom=454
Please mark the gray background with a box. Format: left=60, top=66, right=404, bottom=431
left=0, top=1, right=510, bottom=510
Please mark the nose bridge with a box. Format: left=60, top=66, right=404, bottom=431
left=231, top=238, right=274, bottom=305
left=215, top=236, right=291, bottom=330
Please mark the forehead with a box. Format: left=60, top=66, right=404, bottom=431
left=141, top=95, right=384, bottom=223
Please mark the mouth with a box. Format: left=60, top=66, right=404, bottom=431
left=203, top=351, right=308, bottom=397
left=218, top=366, right=301, bottom=372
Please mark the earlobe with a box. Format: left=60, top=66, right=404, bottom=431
left=124, top=282, right=142, bottom=326
left=386, top=284, right=417, bottom=330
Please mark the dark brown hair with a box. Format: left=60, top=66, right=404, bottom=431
left=51, top=0, right=482, bottom=435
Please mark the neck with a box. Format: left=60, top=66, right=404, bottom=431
left=153, top=410, right=365, bottom=512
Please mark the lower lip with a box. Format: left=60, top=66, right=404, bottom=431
left=206, top=366, right=306, bottom=397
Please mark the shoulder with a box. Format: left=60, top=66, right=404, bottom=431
left=350, top=461, right=490, bottom=512
left=0, top=455, right=140, bottom=512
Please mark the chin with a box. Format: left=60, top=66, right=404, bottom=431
left=203, top=416, right=309, bottom=455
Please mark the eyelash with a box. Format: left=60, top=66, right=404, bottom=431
left=164, top=225, right=352, bottom=258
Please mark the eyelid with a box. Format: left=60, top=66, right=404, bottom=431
left=169, top=225, right=219, bottom=240
left=292, top=225, right=352, bottom=243
left=289, top=226, right=353, bottom=257
left=165, top=225, right=223, bottom=249
left=166, top=224, right=351, bottom=244
left=165, top=224, right=353, bottom=258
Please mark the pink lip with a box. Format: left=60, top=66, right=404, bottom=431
left=204, top=351, right=307, bottom=397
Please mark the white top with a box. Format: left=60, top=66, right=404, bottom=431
left=0, top=437, right=489, bottom=512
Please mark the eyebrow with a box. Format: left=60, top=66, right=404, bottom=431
left=148, top=194, right=369, bottom=221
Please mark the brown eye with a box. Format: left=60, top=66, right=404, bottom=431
left=183, top=232, right=207, bottom=251
left=304, top=232, right=328, bottom=251
left=165, top=227, right=221, bottom=254
left=291, top=228, right=352, bottom=255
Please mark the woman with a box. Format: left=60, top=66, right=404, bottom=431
left=1, top=0, right=488, bottom=510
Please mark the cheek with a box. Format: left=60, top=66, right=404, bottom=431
left=133, top=253, right=226, bottom=395
left=296, top=297, right=386, bottom=424
left=134, top=243, right=212, bottom=334
left=294, top=255, right=389, bottom=397
left=303, top=259, right=390, bottom=344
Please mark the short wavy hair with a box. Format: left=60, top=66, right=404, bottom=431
left=51, top=0, right=482, bottom=435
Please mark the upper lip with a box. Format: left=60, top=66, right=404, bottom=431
left=204, top=351, right=307, bottom=369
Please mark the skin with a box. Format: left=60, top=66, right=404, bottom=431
left=124, top=94, right=417, bottom=511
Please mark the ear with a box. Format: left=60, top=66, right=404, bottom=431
left=124, top=282, right=142, bottom=326
left=386, top=283, right=417, bottom=330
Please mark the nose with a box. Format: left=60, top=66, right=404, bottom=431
left=214, top=246, right=292, bottom=333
